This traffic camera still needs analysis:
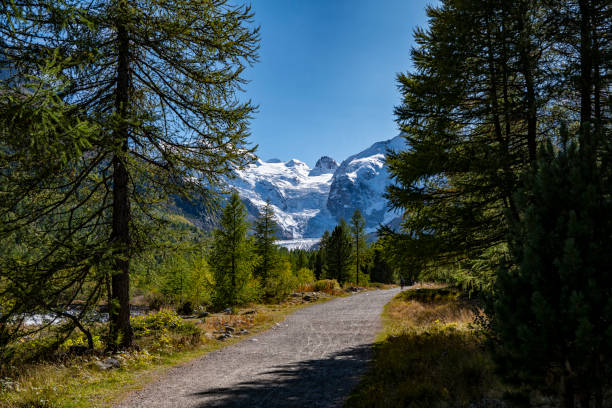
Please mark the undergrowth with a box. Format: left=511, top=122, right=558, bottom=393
left=345, top=286, right=503, bottom=408
left=0, top=299, right=325, bottom=408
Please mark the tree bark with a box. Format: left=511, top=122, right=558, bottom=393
left=109, top=1, right=133, bottom=349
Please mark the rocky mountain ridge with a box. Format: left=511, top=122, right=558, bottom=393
left=227, top=135, right=405, bottom=241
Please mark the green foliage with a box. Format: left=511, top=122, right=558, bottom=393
left=262, top=260, right=295, bottom=302
left=209, top=193, right=258, bottom=308
left=131, top=310, right=185, bottom=336
left=253, top=201, right=279, bottom=282
left=490, top=133, right=612, bottom=403
left=1, top=0, right=260, bottom=349
left=368, top=243, right=395, bottom=284
left=294, top=267, right=315, bottom=287
left=324, top=219, right=353, bottom=284
left=350, top=209, right=367, bottom=286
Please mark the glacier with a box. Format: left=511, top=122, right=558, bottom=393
left=226, top=135, right=406, bottom=243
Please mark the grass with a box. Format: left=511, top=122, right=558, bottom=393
left=345, top=284, right=504, bottom=408
left=0, top=297, right=331, bottom=408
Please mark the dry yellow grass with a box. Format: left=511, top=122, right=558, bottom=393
left=346, top=285, right=501, bottom=408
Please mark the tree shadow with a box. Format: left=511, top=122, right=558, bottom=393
left=190, top=344, right=373, bottom=408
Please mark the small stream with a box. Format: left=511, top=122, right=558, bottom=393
left=21, top=305, right=150, bottom=326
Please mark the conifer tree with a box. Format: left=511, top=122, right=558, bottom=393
left=1, top=0, right=259, bottom=347
left=314, top=230, right=330, bottom=280
left=209, top=192, right=256, bottom=308
left=491, top=128, right=612, bottom=407
left=386, top=0, right=557, bottom=285
left=369, top=245, right=394, bottom=284
left=325, top=219, right=353, bottom=285
left=253, top=200, right=279, bottom=282
left=350, top=209, right=366, bottom=286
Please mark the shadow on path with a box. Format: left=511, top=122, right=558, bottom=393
left=191, top=344, right=372, bottom=408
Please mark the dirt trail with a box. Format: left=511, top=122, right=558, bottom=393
left=115, top=288, right=400, bottom=408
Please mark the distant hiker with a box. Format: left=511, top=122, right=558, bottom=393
left=400, top=277, right=405, bottom=289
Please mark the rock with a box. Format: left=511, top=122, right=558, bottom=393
left=224, top=326, right=235, bottom=333
left=290, top=293, right=301, bottom=297
left=94, top=357, right=121, bottom=370
left=303, top=295, right=312, bottom=301
left=239, top=329, right=248, bottom=335
left=241, top=310, right=255, bottom=315
left=223, top=307, right=233, bottom=315
left=204, top=332, right=214, bottom=340
left=217, top=333, right=232, bottom=341
left=197, top=311, right=209, bottom=318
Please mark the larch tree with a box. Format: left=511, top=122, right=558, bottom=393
left=385, top=0, right=576, bottom=289
left=209, top=192, right=256, bottom=308
left=0, top=0, right=259, bottom=348
left=253, top=200, right=279, bottom=282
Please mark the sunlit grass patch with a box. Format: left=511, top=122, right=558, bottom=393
left=346, top=286, right=502, bottom=408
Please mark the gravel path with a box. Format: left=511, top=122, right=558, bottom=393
left=115, top=288, right=400, bottom=408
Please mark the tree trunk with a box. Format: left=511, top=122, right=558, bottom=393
left=109, top=2, right=133, bottom=349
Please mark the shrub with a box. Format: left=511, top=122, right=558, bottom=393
left=313, top=279, right=340, bottom=293
left=263, top=261, right=296, bottom=302
left=131, top=310, right=184, bottom=337
left=294, top=267, right=315, bottom=285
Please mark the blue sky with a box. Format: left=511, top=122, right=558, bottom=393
left=244, top=0, right=432, bottom=167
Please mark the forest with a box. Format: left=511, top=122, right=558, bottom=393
left=1, top=0, right=611, bottom=407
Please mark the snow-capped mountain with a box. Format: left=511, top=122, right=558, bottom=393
left=327, top=136, right=406, bottom=229
left=227, top=135, right=405, bottom=240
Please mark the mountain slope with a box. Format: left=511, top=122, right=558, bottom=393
left=225, top=135, right=405, bottom=240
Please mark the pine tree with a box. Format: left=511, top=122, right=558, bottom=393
left=350, top=209, right=366, bottom=286
left=253, top=201, right=279, bottom=282
left=0, top=0, right=259, bottom=347
left=491, top=128, right=612, bottom=407
left=209, top=192, right=256, bottom=308
left=325, top=219, right=353, bottom=285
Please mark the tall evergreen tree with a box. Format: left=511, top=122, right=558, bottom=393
left=314, top=230, right=330, bottom=280
left=0, top=0, right=259, bottom=347
left=325, top=219, right=353, bottom=284
left=350, top=209, right=366, bottom=286
left=369, top=245, right=395, bottom=284
left=253, top=200, right=278, bottom=282
left=209, top=192, right=256, bottom=308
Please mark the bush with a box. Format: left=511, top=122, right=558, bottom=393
left=294, top=267, right=315, bottom=285
left=313, top=279, right=340, bottom=293
left=263, top=261, right=296, bottom=302
left=131, top=310, right=184, bottom=337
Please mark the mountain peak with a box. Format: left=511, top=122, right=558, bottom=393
left=309, top=156, right=338, bottom=176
